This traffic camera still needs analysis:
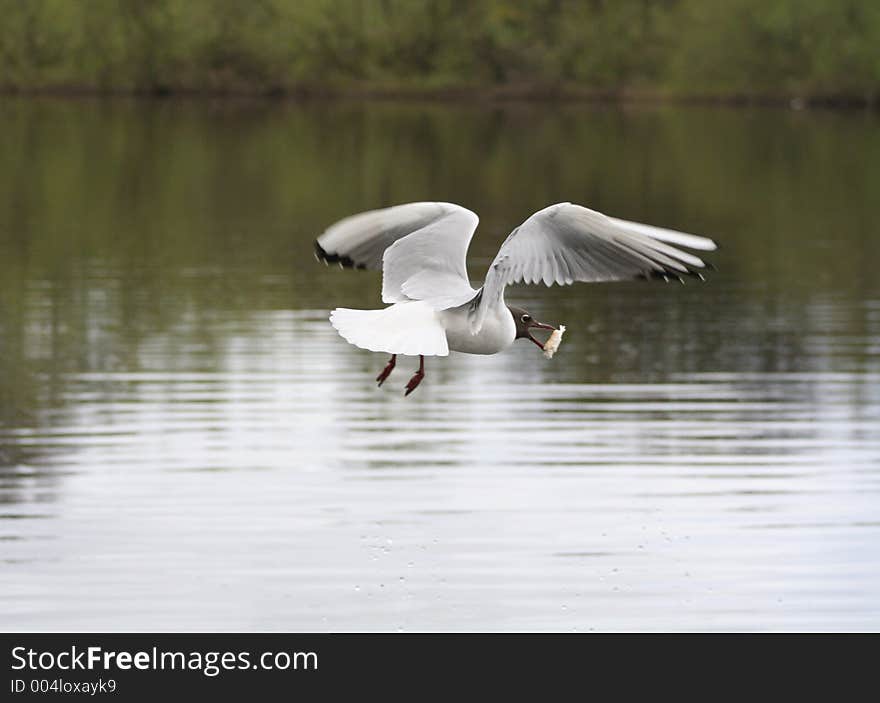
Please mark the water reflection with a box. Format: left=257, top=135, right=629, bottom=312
left=0, top=99, right=878, bottom=631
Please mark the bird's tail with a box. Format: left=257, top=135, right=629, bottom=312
left=329, top=302, right=449, bottom=357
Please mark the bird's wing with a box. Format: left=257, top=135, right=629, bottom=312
left=472, top=202, right=717, bottom=331
left=315, top=202, right=480, bottom=309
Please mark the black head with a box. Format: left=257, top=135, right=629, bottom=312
left=508, top=305, right=555, bottom=349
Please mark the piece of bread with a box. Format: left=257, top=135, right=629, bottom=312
left=543, top=325, right=566, bottom=359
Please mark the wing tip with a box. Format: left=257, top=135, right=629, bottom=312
left=638, top=262, right=717, bottom=284
left=314, top=240, right=366, bottom=270
left=699, top=238, right=720, bottom=252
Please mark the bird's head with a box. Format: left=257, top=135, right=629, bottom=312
left=508, top=305, right=555, bottom=350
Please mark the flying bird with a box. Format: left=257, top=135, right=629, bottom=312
left=315, top=202, right=717, bottom=395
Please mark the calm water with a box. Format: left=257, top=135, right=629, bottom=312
left=1, top=99, right=879, bottom=632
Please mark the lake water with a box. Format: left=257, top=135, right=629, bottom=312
left=1, top=99, right=878, bottom=632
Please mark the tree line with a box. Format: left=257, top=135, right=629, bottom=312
left=0, top=0, right=878, bottom=103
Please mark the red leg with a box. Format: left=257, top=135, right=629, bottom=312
left=376, top=354, right=396, bottom=386
left=404, top=355, right=425, bottom=396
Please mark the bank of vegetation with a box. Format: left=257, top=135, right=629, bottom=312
left=1, top=0, right=878, bottom=105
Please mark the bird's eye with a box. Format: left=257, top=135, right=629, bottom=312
left=521, top=314, right=531, bottom=323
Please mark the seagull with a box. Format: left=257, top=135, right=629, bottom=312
left=315, top=202, right=717, bottom=395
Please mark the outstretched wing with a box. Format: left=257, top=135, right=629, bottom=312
left=315, top=202, right=480, bottom=309
left=473, top=202, right=717, bottom=330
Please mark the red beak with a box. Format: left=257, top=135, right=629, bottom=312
left=526, top=320, right=554, bottom=349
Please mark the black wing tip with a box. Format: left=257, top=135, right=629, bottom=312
left=639, top=269, right=685, bottom=284
left=638, top=263, right=717, bottom=283
left=313, top=240, right=366, bottom=270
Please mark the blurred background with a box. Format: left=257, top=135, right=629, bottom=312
left=0, top=2, right=878, bottom=632
left=1, top=0, right=879, bottom=103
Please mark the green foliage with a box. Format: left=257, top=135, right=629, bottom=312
left=0, top=0, right=878, bottom=100
left=671, top=0, right=880, bottom=99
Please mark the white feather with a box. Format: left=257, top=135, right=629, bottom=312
left=609, top=217, right=718, bottom=251
left=316, top=202, right=479, bottom=310
left=473, top=203, right=718, bottom=332
left=329, top=302, right=449, bottom=356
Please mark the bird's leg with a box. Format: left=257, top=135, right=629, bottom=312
left=376, top=354, right=396, bottom=387
left=404, top=355, right=425, bottom=396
